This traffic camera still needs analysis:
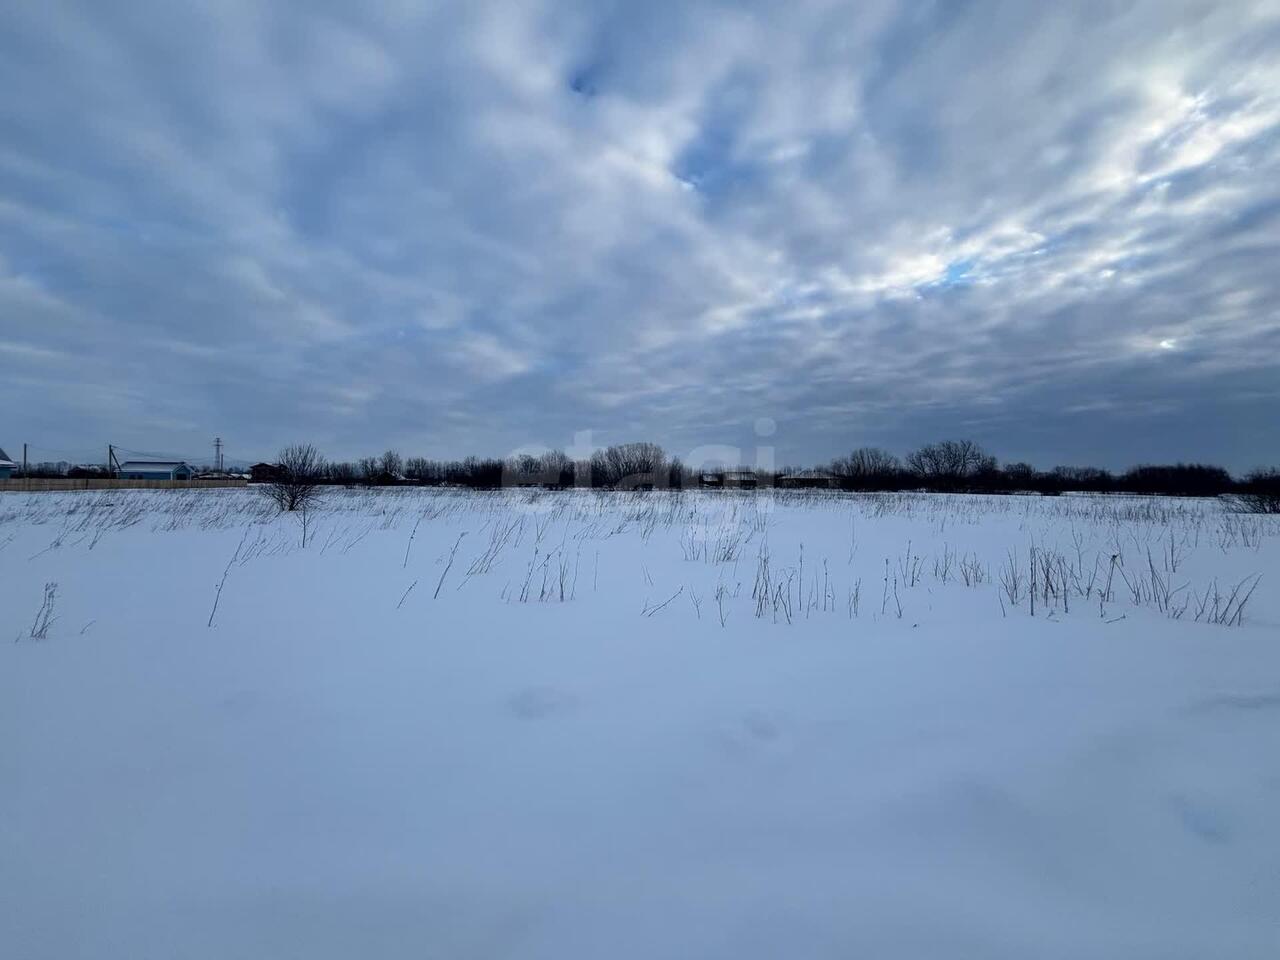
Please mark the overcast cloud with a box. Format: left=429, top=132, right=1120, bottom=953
left=2, top=0, right=1279, bottom=469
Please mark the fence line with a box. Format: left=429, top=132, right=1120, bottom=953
left=0, top=477, right=248, bottom=492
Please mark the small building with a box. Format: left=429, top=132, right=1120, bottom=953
left=777, top=469, right=839, bottom=490
left=0, top=447, right=14, bottom=479
left=249, top=462, right=281, bottom=483
left=699, top=469, right=760, bottom=490
left=118, top=460, right=195, bottom=481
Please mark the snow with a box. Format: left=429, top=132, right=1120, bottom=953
left=3, top=488, right=1279, bottom=958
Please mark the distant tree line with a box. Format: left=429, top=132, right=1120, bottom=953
left=15, top=462, right=114, bottom=479
left=821, top=442, right=1258, bottom=499
left=248, top=438, right=1279, bottom=512
left=258, top=442, right=693, bottom=492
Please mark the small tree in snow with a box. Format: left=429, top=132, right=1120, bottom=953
left=264, top=444, right=326, bottom=512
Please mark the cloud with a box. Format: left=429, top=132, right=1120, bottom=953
left=0, top=0, right=1278, bottom=469
left=452, top=334, right=535, bottom=382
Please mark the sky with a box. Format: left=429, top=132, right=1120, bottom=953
left=2, top=0, right=1279, bottom=471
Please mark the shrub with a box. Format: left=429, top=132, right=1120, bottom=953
left=1234, top=469, right=1280, bottom=514
left=264, top=444, right=325, bottom=512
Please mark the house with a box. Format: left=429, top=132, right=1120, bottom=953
left=777, top=469, right=839, bottom=489
left=699, top=469, right=760, bottom=490
left=0, top=447, right=14, bottom=479
left=118, top=460, right=195, bottom=481
left=249, top=462, right=281, bottom=483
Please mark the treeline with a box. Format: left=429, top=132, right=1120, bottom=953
left=268, top=443, right=689, bottom=490
left=15, top=463, right=115, bottom=480
left=821, top=441, right=1260, bottom=498
left=258, top=439, right=1278, bottom=509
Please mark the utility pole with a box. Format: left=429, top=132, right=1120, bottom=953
left=22, top=443, right=28, bottom=489
left=108, top=444, right=119, bottom=478
left=214, top=436, right=223, bottom=473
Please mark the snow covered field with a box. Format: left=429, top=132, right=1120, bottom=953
left=3, top=487, right=1279, bottom=958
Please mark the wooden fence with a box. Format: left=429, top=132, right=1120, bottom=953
left=0, top=477, right=248, bottom=492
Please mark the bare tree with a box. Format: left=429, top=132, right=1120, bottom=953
left=541, top=450, right=573, bottom=487
left=404, top=457, right=431, bottom=483
left=379, top=449, right=404, bottom=481
left=503, top=453, right=542, bottom=486
left=831, top=447, right=901, bottom=488
left=1002, top=461, right=1037, bottom=488
left=591, top=442, right=668, bottom=489
left=264, top=444, right=326, bottom=512
left=328, top=461, right=359, bottom=486
left=668, top=456, right=692, bottom=489
left=499, top=451, right=568, bottom=488
left=906, top=440, right=996, bottom=490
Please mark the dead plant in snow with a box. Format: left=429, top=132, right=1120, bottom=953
left=24, top=581, right=58, bottom=641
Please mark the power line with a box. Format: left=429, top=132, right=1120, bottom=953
left=113, top=445, right=226, bottom=462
